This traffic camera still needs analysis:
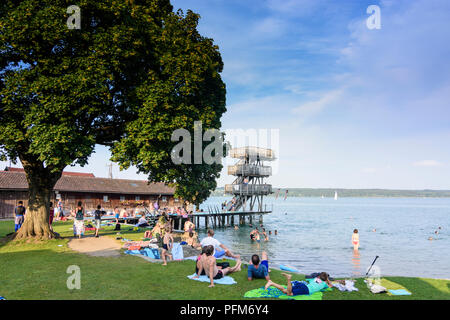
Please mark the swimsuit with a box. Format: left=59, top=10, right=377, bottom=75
left=291, top=281, right=310, bottom=295
left=162, top=244, right=169, bottom=250
left=213, top=270, right=224, bottom=280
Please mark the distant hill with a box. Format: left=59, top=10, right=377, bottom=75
left=211, top=187, right=450, bottom=198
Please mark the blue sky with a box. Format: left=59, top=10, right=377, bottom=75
left=3, top=0, right=450, bottom=189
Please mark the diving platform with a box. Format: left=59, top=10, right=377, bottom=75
left=219, top=146, right=275, bottom=214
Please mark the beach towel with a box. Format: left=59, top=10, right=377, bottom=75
left=172, top=243, right=184, bottom=261
left=125, top=248, right=160, bottom=259
left=380, top=279, right=412, bottom=296
left=187, top=273, right=237, bottom=285
left=124, top=250, right=142, bottom=255
left=142, top=248, right=160, bottom=259
left=388, top=289, right=412, bottom=296
left=244, top=286, right=324, bottom=300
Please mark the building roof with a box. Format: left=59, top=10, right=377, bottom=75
left=0, top=170, right=174, bottom=195
left=4, top=167, right=96, bottom=177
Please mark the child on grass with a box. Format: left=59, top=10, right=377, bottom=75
left=161, top=226, right=173, bottom=266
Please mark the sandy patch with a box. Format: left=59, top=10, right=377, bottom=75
left=68, top=236, right=122, bottom=257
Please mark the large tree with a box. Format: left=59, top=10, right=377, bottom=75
left=0, top=0, right=226, bottom=239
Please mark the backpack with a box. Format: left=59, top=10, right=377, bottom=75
left=114, top=223, right=121, bottom=231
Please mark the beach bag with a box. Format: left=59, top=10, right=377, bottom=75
left=114, top=223, right=121, bottom=231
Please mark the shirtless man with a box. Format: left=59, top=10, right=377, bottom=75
left=194, top=245, right=242, bottom=287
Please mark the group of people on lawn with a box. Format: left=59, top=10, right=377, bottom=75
left=14, top=200, right=331, bottom=296
left=193, top=229, right=333, bottom=296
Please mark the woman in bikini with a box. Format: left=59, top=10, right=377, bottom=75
left=352, top=229, right=360, bottom=251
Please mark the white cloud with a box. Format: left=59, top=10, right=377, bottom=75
left=292, top=89, right=343, bottom=117
left=413, top=160, right=442, bottom=167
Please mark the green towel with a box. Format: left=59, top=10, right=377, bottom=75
left=244, top=286, right=325, bottom=300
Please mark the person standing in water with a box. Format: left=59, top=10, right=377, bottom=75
left=352, top=229, right=360, bottom=250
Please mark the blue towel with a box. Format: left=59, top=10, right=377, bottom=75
left=187, top=273, right=237, bottom=285
left=151, top=248, right=160, bottom=259
left=142, top=248, right=160, bottom=259
left=171, top=243, right=184, bottom=260
left=125, top=248, right=160, bottom=259
left=388, top=289, right=412, bottom=295
left=124, top=249, right=142, bottom=255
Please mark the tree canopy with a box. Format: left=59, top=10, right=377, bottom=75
left=0, top=0, right=226, bottom=238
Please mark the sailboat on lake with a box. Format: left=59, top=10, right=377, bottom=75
left=334, top=191, right=338, bottom=200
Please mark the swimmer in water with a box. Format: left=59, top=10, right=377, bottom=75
left=269, top=230, right=272, bottom=236
left=250, top=227, right=258, bottom=241
left=254, top=227, right=261, bottom=242
left=373, top=229, right=376, bottom=232
left=274, top=230, right=278, bottom=235
left=234, top=225, right=239, bottom=230
left=428, top=237, right=433, bottom=241
left=352, top=229, right=359, bottom=251
left=262, top=228, right=269, bottom=241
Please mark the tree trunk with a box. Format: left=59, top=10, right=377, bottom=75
left=14, top=166, right=62, bottom=240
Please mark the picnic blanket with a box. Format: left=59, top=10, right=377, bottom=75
left=187, top=273, right=237, bottom=285
left=380, top=278, right=412, bottom=296
left=244, top=286, right=324, bottom=300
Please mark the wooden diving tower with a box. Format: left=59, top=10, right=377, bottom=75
left=225, top=146, right=275, bottom=213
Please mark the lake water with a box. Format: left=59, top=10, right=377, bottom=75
left=197, top=196, right=450, bottom=279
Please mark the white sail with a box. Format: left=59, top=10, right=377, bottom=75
left=334, top=191, right=338, bottom=200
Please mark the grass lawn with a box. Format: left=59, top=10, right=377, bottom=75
left=0, top=220, right=449, bottom=300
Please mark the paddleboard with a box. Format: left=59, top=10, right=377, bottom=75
left=279, top=265, right=300, bottom=273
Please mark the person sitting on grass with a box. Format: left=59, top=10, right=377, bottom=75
left=136, top=215, right=149, bottom=228
left=194, top=245, right=242, bottom=287
left=264, top=272, right=333, bottom=296
left=200, top=229, right=240, bottom=259
left=248, top=252, right=270, bottom=281
left=161, top=226, right=173, bottom=266
left=187, top=231, right=201, bottom=249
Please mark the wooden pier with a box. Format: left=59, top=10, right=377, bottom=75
left=189, top=210, right=271, bottom=230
